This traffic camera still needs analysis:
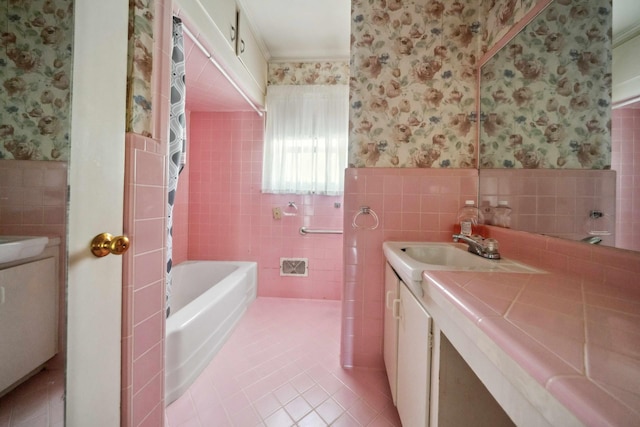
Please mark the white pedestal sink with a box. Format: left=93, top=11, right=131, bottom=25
left=0, top=236, right=49, bottom=264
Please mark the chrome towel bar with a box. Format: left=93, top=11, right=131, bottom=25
left=299, top=226, right=343, bottom=235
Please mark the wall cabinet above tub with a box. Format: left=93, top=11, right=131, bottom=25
left=175, top=0, right=268, bottom=107
left=198, top=0, right=238, bottom=51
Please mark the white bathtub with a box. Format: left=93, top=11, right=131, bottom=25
left=165, top=261, right=257, bottom=404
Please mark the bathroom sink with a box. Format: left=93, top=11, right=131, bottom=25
left=383, top=241, right=542, bottom=282
left=0, top=236, right=49, bottom=264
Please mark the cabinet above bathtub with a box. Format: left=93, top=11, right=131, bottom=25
left=175, top=0, right=268, bottom=108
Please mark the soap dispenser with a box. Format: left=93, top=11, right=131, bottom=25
left=457, top=200, right=484, bottom=236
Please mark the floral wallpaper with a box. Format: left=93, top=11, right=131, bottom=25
left=0, top=0, right=73, bottom=161
left=480, top=0, right=537, bottom=56
left=479, top=0, right=612, bottom=169
left=268, top=62, right=350, bottom=86
left=349, top=0, right=480, bottom=168
left=126, top=0, right=155, bottom=137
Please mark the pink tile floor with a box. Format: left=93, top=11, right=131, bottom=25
left=165, top=298, right=401, bottom=427
left=0, top=368, right=64, bottom=427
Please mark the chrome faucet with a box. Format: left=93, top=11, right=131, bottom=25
left=581, top=236, right=602, bottom=245
left=452, top=234, right=501, bottom=260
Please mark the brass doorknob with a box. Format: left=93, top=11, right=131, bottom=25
left=91, top=233, right=131, bottom=257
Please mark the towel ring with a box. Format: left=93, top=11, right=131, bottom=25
left=283, top=201, right=298, bottom=216
left=352, top=206, right=379, bottom=230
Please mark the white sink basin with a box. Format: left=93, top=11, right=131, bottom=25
left=383, top=241, right=543, bottom=282
left=0, top=236, right=49, bottom=264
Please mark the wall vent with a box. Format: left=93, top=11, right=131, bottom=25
left=280, top=258, right=308, bottom=277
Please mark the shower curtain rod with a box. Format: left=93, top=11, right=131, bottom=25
left=181, top=23, right=264, bottom=117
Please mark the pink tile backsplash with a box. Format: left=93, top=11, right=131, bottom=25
left=485, top=226, right=640, bottom=286
left=341, top=167, right=478, bottom=369
left=479, top=169, right=617, bottom=246
left=0, top=160, right=67, bottom=238
left=173, top=111, right=344, bottom=300
left=612, top=104, right=640, bottom=251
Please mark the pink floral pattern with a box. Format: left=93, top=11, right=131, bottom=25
left=479, top=0, right=612, bottom=169
left=480, top=0, right=537, bottom=55
left=349, top=0, right=479, bottom=168
left=126, top=0, right=155, bottom=137
left=1, top=0, right=73, bottom=161
left=268, top=62, right=349, bottom=86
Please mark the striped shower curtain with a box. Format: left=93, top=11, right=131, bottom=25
left=166, top=16, right=187, bottom=317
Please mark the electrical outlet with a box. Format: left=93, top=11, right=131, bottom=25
left=272, top=207, right=282, bottom=220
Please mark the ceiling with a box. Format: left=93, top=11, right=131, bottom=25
left=239, top=0, right=351, bottom=61
left=183, top=0, right=350, bottom=113
left=612, top=0, right=640, bottom=46
left=184, top=0, right=640, bottom=113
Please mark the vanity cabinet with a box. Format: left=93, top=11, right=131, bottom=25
left=0, top=257, right=58, bottom=393
left=383, top=263, right=400, bottom=403
left=384, top=263, right=432, bottom=427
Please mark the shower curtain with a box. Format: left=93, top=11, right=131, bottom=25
left=166, top=16, right=187, bottom=317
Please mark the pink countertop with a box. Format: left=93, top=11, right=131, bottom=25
left=423, top=268, right=640, bottom=426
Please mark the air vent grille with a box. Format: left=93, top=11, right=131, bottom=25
left=280, top=258, right=308, bottom=277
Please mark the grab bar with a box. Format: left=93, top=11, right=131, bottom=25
left=299, top=226, right=343, bottom=235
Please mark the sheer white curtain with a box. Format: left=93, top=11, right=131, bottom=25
left=262, top=85, right=349, bottom=195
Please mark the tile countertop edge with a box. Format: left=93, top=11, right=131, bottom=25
left=421, top=270, right=640, bottom=427
left=419, top=273, right=581, bottom=427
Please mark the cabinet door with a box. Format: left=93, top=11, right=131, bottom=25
left=237, top=11, right=267, bottom=89
left=397, top=283, right=432, bottom=427
left=0, top=258, right=57, bottom=392
left=383, top=263, right=400, bottom=404
left=197, top=0, right=238, bottom=50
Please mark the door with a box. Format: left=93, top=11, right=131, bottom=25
left=66, top=0, right=129, bottom=425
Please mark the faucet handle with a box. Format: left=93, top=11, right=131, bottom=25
left=484, top=238, right=500, bottom=255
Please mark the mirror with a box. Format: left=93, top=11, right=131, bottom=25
left=476, top=0, right=629, bottom=249
left=0, top=0, right=71, bottom=423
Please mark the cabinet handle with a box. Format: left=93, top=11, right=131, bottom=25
left=0, top=286, right=4, bottom=305
left=231, top=25, right=236, bottom=41
left=386, top=291, right=394, bottom=309
left=392, top=298, right=401, bottom=320
left=240, top=39, right=245, bottom=54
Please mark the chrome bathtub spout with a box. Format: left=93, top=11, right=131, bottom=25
left=452, top=234, right=501, bottom=260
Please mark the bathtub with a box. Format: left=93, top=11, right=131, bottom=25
left=165, top=261, right=257, bottom=404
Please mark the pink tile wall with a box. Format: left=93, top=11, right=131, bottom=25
left=0, top=159, right=67, bottom=367
left=612, top=104, right=640, bottom=251
left=180, top=111, right=344, bottom=300
left=479, top=169, right=617, bottom=246
left=121, top=0, right=171, bottom=426
left=0, top=160, right=67, bottom=238
left=485, top=225, right=640, bottom=286
left=122, top=133, right=167, bottom=427
left=341, top=168, right=478, bottom=369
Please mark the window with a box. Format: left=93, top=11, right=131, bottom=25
left=261, top=85, right=349, bottom=195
